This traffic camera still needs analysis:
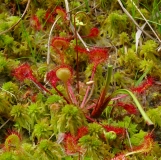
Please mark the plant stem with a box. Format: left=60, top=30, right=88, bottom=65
left=53, top=86, right=70, bottom=104
left=31, top=79, right=52, bottom=95
left=91, top=65, right=113, bottom=117
left=64, top=82, right=73, bottom=104
left=104, top=65, right=113, bottom=92
left=66, top=81, right=78, bottom=105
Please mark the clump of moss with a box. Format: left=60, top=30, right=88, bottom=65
left=103, top=11, right=128, bottom=39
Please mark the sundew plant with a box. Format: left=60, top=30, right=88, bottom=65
left=0, top=0, right=161, bottom=159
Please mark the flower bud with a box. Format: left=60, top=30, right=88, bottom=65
left=104, top=131, right=117, bottom=140
left=56, top=67, right=72, bottom=82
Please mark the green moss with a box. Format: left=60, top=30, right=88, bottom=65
left=55, top=104, right=87, bottom=135
left=0, top=1, right=160, bottom=159
left=32, top=119, right=53, bottom=141
left=103, top=11, right=128, bottom=39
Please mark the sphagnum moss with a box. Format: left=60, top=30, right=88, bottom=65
left=0, top=0, right=161, bottom=159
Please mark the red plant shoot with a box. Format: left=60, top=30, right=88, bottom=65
left=7, top=129, right=22, bottom=141
left=132, top=77, right=154, bottom=93
left=89, top=48, right=108, bottom=65
left=63, top=126, right=89, bottom=155
left=116, top=102, right=138, bottom=114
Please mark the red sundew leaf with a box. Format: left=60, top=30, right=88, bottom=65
left=64, top=133, right=82, bottom=155
left=103, top=125, right=126, bottom=136
left=111, top=154, right=127, bottom=160
left=51, top=37, right=70, bottom=50
left=4, top=129, right=22, bottom=151
left=88, top=27, right=99, bottom=37
left=89, top=48, right=108, bottom=67
left=12, top=63, right=35, bottom=81
left=55, top=6, right=67, bottom=20
left=46, top=70, right=59, bottom=87
left=30, top=15, right=42, bottom=31
left=47, top=64, right=73, bottom=85
left=45, top=10, right=55, bottom=23
left=74, top=46, right=89, bottom=54
left=132, top=133, right=153, bottom=153
left=76, top=126, right=89, bottom=140
left=13, top=64, right=51, bottom=94
left=116, top=102, right=138, bottom=114
left=112, top=133, right=154, bottom=160
left=7, top=129, right=22, bottom=141
left=132, top=77, right=154, bottom=93
left=51, top=37, right=70, bottom=62
left=31, top=93, right=37, bottom=102
left=112, top=133, right=154, bottom=159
